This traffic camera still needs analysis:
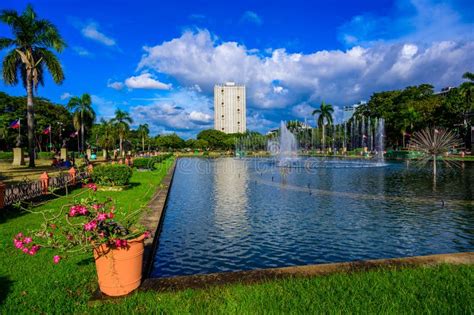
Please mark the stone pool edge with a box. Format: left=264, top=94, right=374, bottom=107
left=140, top=157, right=178, bottom=278
left=140, top=251, right=474, bottom=292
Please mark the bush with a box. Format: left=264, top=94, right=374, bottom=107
left=151, top=153, right=173, bottom=164
left=133, top=158, right=155, bottom=170
left=37, top=151, right=55, bottom=159
left=91, top=164, right=132, bottom=186
left=0, top=151, right=13, bottom=160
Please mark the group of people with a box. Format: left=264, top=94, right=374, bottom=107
left=51, top=157, right=73, bottom=168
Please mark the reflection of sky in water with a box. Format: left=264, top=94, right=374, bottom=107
left=152, top=158, right=474, bottom=278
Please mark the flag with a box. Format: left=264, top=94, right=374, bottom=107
left=9, top=119, right=20, bottom=129
left=70, top=131, right=78, bottom=138
left=43, top=125, right=51, bottom=135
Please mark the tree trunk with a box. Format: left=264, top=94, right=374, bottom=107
left=120, top=136, right=123, bottom=157
left=322, top=124, right=325, bottom=152
left=433, top=154, right=437, bottom=177
left=142, top=137, right=145, bottom=152
left=81, top=111, right=85, bottom=152
left=26, top=73, right=35, bottom=167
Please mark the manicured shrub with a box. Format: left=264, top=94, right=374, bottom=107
left=0, top=151, right=14, bottom=160
left=151, top=153, right=173, bottom=164
left=37, top=151, right=55, bottom=159
left=133, top=158, right=155, bottom=170
left=91, top=164, right=132, bottom=186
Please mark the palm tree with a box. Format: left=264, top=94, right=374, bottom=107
left=137, top=124, right=149, bottom=152
left=112, top=109, right=133, bottom=156
left=67, top=93, right=95, bottom=152
left=1, top=4, right=66, bottom=167
left=312, top=101, right=334, bottom=151
left=97, top=118, right=115, bottom=159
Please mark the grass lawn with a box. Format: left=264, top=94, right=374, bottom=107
left=1, top=156, right=473, bottom=313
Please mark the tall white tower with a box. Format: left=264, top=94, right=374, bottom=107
left=214, top=82, right=246, bottom=134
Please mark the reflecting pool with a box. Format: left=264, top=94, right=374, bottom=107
left=151, top=158, right=474, bottom=278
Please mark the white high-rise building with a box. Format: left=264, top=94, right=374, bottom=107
left=214, top=82, right=246, bottom=133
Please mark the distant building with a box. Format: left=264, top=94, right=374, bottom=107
left=214, top=82, right=246, bottom=134
left=343, top=101, right=366, bottom=122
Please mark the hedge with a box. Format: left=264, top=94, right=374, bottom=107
left=37, top=151, right=55, bottom=159
left=91, top=164, right=132, bottom=186
left=133, top=158, right=156, bottom=170
left=0, top=151, right=14, bottom=160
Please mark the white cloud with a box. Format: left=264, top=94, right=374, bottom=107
left=81, top=22, right=116, bottom=46
left=189, top=111, right=212, bottom=123
left=130, top=88, right=213, bottom=137
left=338, top=0, right=474, bottom=46
left=60, top=92, right=73, bottom=100
left=124, top=73, right=172, bottom=90
left=240, top=11, right=263, bottom=25
left=72, top=46, right=92, bottom=57
left=107, top=81, right=125, bottom=90
left=137, top=29, right=473, bottom=112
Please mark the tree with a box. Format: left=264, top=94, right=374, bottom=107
left=1, top=4, right=66, bottom=167
left=137, top=124, right=149, bottom=152
left=197, top=129, right=228, bottom=150
left=312, top=101, right=334, bottom=150
left=67, top=93, right=95, bottom=152
left=111, top=109, right=133, bottom=156
left=155, top=134, right=184, bottom=150
left=95, top=119, right=116, bottom=159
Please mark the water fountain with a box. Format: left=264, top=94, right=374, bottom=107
left=267, top=121, right=299, bottom=166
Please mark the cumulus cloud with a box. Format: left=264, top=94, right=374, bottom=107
left=91, top=95, right=118, bottom=120
left=137, top=29, right=473, bottom=113
left=338, top=0, right=474, bottom=46
left=124, top=73, right=172, bottom=90
left=107, top=81, right=125, bottom=90
left=240, top=11, right=263, bottom=25
left=60, top=92, right=73, bottom=100
left=81, top=22, right=116, bottom=46
left=130, top=88, right=213, bottom=137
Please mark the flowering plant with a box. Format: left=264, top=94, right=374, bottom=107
left=13, top=183, right=151, bottom=264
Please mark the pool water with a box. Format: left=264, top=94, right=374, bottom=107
left=151, top=157, right=474, bottom=278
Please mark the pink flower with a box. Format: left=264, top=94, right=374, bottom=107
left=53, top=255, right=61, bottom=264
left=144, top=231, right=151, bottom=239
left=28, top=245, right=40, bottom=256
left=87, top=183, right=97, bottom=191
left=13, top=239, right=23, bottom=249
left=24, top=237, right=32, bottom=244
left=92, top=204, right=103, bottom=210
left=83, top=220, right=98, bottom=231
left=22, top=247, right=29, bottom=254
left=114, top=239, right=128, bottom=248
left=77, top=206, right=88, bottom=215
left=15, top=232, right=23, bottom=239
left=107, top=212, right=114, bottom=219
left=97, top=213, right=107, bottom=221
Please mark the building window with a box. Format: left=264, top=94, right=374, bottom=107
left=237, top=121, right=240, bottom=124
left=221, top=115, right=224, bottom=118
left=221, top=102, right=224, bottom=105
left=221, top=89, right=224, bottom=93
left=222, top=128, right=224, bottom=131
left=237, top=108, right=240, bottom=112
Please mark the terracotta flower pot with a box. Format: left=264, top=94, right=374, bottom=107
left=93, top=234, right=145, bottom=296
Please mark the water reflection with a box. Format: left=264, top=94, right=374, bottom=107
left=152, top=158, right=474, bottom=278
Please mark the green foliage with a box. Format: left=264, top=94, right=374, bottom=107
left=155, top=134, right=185, bottom=150
left=91, top=164, right=132, bottom=186
left=37, top=151, right=55, bottom=159
left=197, top=129, right=230, bottom=150
left=133, top=158, right=155, bottom=170
left=0, top=151, right=13, bottom=159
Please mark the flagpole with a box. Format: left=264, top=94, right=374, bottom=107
left=49, top=125, right=52, bottom=151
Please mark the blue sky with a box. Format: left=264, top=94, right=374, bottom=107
left=1, top=0, right=473, bottom=138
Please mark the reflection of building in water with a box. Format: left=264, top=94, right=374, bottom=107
left=213, top=159, right=249, bottom=236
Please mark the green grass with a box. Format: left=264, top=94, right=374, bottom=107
left=1, top=156, right=473, bottom=313
left=0, top=158, right=174, bottom=313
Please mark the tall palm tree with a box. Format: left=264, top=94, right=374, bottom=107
left=97, top=118, right=115, bottom=159
left=67, top=93, right=95, bottom=152
left=111, top=109, right=133, bottom=156
left=312, top=101, right=334, bottom=150
left=1, top=4, right=66, bottom=167
left=137, top=123, right=149, bottom=152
